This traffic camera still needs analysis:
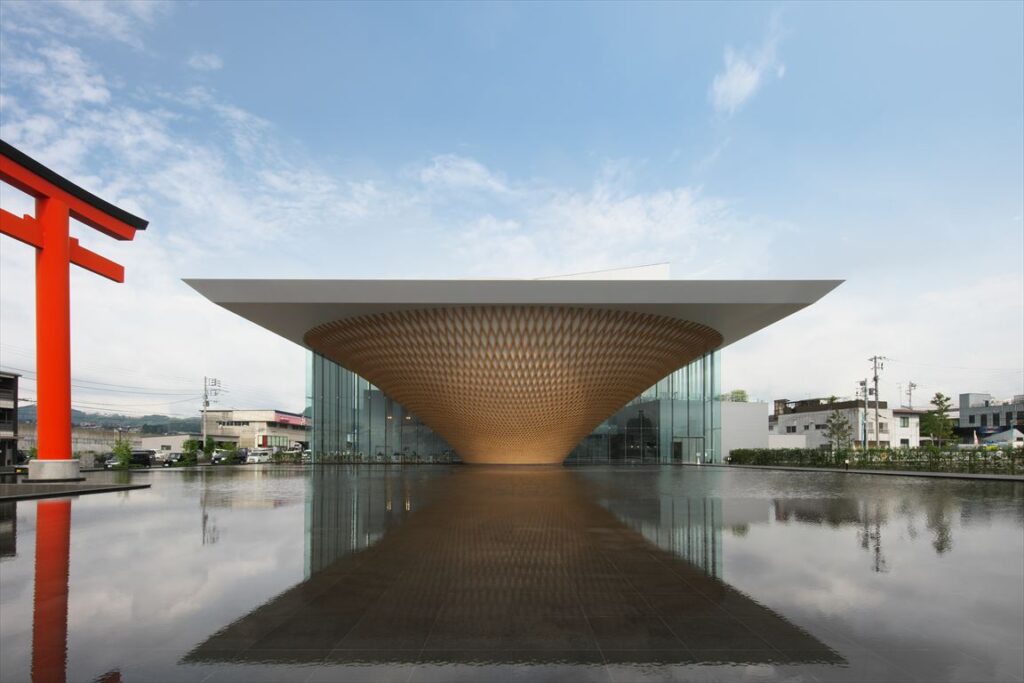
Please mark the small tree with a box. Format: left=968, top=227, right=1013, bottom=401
left=718, top=389, right=749, bottom=402
left=182, top=438, right=199, bottom=466
left=824, top=408, right=853, bottom=452
left=112, top=438, right=133, bottom=468
left=921, top=392, right=954, bottom=448
left=203, top=436, right=215, bottom=460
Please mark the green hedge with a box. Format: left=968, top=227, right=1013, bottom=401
left=728, top=447, right=1021, bottom=475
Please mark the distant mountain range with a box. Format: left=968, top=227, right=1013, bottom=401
left=18, top=404, right=201, bottom=433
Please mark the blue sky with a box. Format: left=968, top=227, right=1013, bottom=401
left=0, top=1, right=1021, bottom=416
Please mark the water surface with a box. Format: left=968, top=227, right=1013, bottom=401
left=1, top=465, right=1021, bottom=682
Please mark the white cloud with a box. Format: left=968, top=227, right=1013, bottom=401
left=2, top=44, right=110, bottom=116
left=1, top=0, right=169, bottom=50
left=710, top=17, right=785, bottom=116
left=418, top=154, right=509, bottom=193
left=187, top=52, right=224, bottom=71
left=443, top=168, right=756, bottom=280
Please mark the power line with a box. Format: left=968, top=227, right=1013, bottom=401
left=2, top=368, right=199, bottom=395
left=0, top=344, right=200, bottom=385
left=1, top=350, right=298, bottom=396
left=886, top=358, right=1024, bottom=374
left=17, top=394, right=201, bottom=408
left=7, top=374, right=198, bottom=396
left=17, top=394, right=201, bottom=418
left=5, top=365, right=293, bottom=410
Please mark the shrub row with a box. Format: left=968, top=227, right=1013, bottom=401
left=728, top=447, right=1021, bottom=475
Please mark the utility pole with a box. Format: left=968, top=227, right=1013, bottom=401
left=201, top=377, right=221, bottom=461
left=868, top=356, right=886, bottom=448
left=906, top=382, right=917, bottom=410
left=858, top=380, right=869, bottom=449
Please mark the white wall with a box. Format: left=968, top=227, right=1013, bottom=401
left=773, top=407, right=882, bottom=448
left=720, top=401, right=768, bottom=458
left=768, top=434, right=808, bottom=449
left=892, top=413, right=921, bottom=448
left=139, top=433, right=199, bottom=453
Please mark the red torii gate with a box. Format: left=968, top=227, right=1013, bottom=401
left=0, top=139, right=148, bottom=481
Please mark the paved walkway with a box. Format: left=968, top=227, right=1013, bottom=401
left=687, top=463, right=1024, bottom=482
left=0, top=482, right=151, bottom=501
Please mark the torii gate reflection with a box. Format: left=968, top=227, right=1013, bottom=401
left=25, top=498, right=125, bottom=683
left=1, top=141, right=145, bottom=683
left=31, top=499, right=72, bottom=683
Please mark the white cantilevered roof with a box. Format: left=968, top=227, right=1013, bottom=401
left=183, top=278, right=842, bottom=350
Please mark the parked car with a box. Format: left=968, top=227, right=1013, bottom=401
left=105, top=450, right=155, bottom=468
left=212, top=450, right=246, bottom=465
left=246, top=449, right=273, bottom=464
left=161, top=453, right=185, bottom=467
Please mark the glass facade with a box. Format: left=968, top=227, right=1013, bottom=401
left=308, top=349, right=720, bottom=465
left=565, top=353, right=720, bottom=464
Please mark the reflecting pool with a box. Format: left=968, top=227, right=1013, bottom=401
left=1, top=466, right=1022, bottom=682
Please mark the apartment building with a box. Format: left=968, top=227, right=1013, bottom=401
left=769, top=397, right=922, bottom=449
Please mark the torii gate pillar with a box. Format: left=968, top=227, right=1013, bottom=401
left=0, top=140, right=148, bottom=481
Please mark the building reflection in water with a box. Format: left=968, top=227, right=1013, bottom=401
left=772, top=494, right=962, bottom=573
left=188, top=467, right=841, bottom=667
left=0, top=500, right=16, bottom=558
left=600, top=494, right=723, bottom=579
left=303, top=466, right=441, bottom=577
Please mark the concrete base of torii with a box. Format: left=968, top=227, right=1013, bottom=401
left=24, top=459, right=85, bottom=482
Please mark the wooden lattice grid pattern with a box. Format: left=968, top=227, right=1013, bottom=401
left=304, top=306, right=722, bottom=464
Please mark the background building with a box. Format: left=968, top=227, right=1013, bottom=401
left=139, top=433, right=203, bottom=454
left=769, top=398, right=922, bottom=449
left=0, top=371, right=17, bottom=468
left=202, top=409, right=309, bottom=451
left=958, top=393, right=1024, bottom=439
left=719, top=401, right=769, bottom=459
left=17, top=424, right=140, bottom=457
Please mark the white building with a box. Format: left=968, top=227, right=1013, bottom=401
left=720, top=401, right=769, bottom=458
left=769, top=398, right=922, bottom=449
left=202, top=409, right=309, bottom=451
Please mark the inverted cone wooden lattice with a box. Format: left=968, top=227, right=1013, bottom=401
left=305, top=306, right=723, bottom=464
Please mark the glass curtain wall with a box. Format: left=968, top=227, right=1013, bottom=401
left=309, top=350, right=720, bottom=465
left=308, top=352, right=457, bottom=464
left=565, top=351, right=721, bottom=465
